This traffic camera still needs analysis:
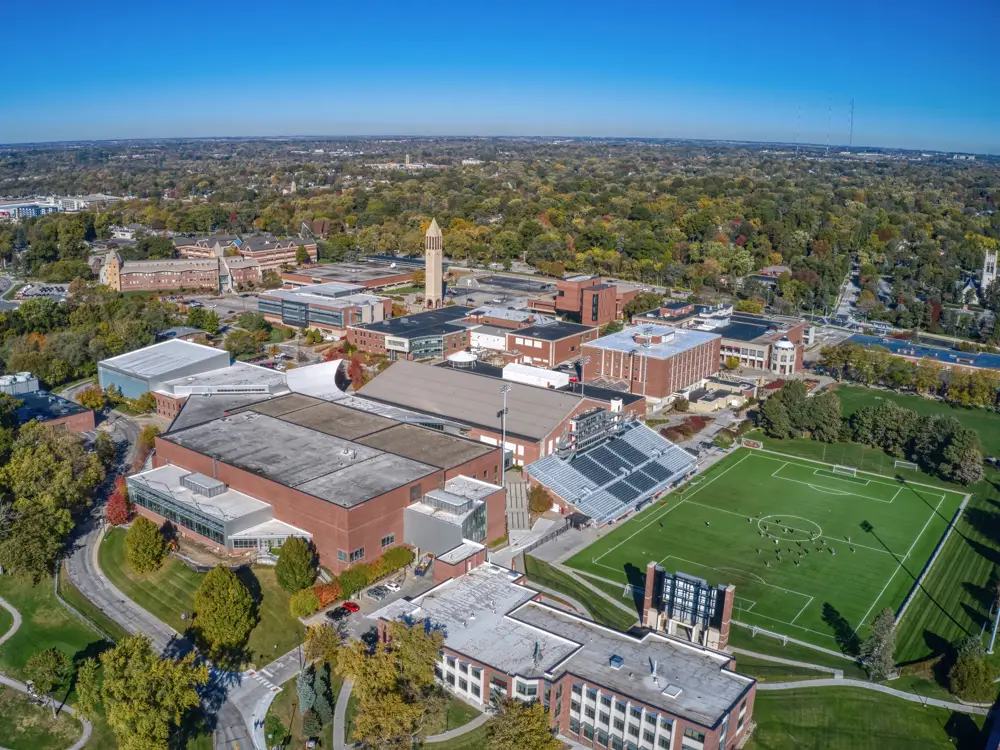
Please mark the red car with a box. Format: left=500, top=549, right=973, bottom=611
left=342, top=601, right=360, bottom=613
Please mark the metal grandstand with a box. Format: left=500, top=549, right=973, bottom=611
left=525, top=423, right=696, bottom=525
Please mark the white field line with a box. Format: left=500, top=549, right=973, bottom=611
left=658, top=553, right=814, bottom=604
left=592, top=451, right=752, bottom=564
left=790, top=595, right=815, bottom=624
left=855, top=495, right=945, bottom=631
left=770, top=465, right=895, bottom=503
left=813, top=467, right=871, bottom=486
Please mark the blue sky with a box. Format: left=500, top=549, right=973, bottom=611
left=3, top=0, right=998, bottom=152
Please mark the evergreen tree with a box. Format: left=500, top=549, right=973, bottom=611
left=859, top=607, right=896, bottom=682
left=275, top=536, right=316, bottom=592
left=312, top=665, right=334, bottom=725
left=302, top=709, right=323, bottom=738
left=759, top=396, right=792, bottom=438
left=296, top=668, right=316, bottom=716
left=193, top=566, right=256, bottom=650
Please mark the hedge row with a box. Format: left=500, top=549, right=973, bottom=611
left=299, top=546, right=416, bottom=617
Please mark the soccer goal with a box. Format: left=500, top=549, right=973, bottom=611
left=894, top=459, right=918, bottom=470
left=832, top=465, right=857, bottom=477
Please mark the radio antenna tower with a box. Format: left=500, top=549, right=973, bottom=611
left=848, top=98, right=855, bottom=152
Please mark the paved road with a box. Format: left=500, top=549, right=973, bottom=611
left=0, top=596, right=93, bottom=750
left=756, top=677, right=990, bottom=715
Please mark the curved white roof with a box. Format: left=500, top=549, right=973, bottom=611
left=447, top=350, right=478, bottom=363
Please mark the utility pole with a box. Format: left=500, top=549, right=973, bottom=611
left=498, top=383, right=511, bottom=487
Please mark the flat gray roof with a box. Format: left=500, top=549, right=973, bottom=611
left=99, top=340, right=229, bottom=380
left=165, top=392, right=498, bottom=507
left=584, top=324, right=720, bottom=360
left=170, top=394, right=276, bottom=431
left=159, top=361, right=287, bottom=393
left=371, top=563, right=751, bottom=727
left=358, top=360, right=583, bottom=441
left=163, top=410, right=437, bottom=508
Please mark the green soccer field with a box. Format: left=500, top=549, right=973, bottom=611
left=566, top=448, right=968, bottom=650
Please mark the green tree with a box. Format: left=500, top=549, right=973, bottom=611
left=296, top=668, right=316, bottom=716
left=76, top=384, right=106, bottom=411
left=296, top=245, right=310, bottom=265
left=194, top=566, right=256, bottom=650
left=125, top=516, right=166, bottom=573
left=100, top=635, right=208, bottom=750
left=275, top=536, right=317, bottom=592
left=237, top=311, right=271, bottom=333
left=622, top=292, right=663, bottom=318
left=859, top=607, right=896, bottom=682
left=302, top=709, right=323, bottom=738
left=0, top=500, right=67, bottom=581
left=758, top=396, right=792, bottom=438
left=75, top=657, right=102, bottom=721
left=289, top=588, right=319, bottom=618
left=487, top=697, right=560, bottom=750
left=225, top=328, right=260, bottom=358
left=95, top=430, right=117, bottom=466
left=313, top=665, right=334, bottom=725
left=806, top=391, right=842, bottom=442
left=25, top=648, right=70, bottom=717
left=305, top=624, right=343, bottom=667
left=338, top=566, right=370, bottom=598
left=949, top=637, right=995, bottom=701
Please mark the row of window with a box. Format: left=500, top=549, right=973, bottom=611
left=128, top=485, right=225, bottom=544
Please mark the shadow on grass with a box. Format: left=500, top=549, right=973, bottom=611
left=821, top=602, right=860, bottom=656
left=943, top=710, right=988, bottom=750
left=622, top=563, right=646, bottom=617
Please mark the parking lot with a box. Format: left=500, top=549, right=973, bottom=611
left=303, top=567, right=438, bottom=641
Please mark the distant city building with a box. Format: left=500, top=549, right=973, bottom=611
left=174, top=235, right=241, bottom=259
left=99, top=251, right=261, bottom=293
left=425, top=219, right=443, bottom=308
left=281, top=260, right=416, bottom=290
left=259, top=282, right=390, bottom=336
left=0, top=201, right=60, bottom=220
left=239, top=235, right=317, bottom=270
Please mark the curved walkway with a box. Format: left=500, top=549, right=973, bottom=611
left=333, top=678, right=354, bottom=750
left=0, top=596, right=93, bottom=750
left=425, top=711, right=490, bottom=743
left=731, top=647, right=844, bottom=678
left=756, top=677, right=990, bottom=715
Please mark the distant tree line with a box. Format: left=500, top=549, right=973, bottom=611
left=758, top=381, right=984, bottom=484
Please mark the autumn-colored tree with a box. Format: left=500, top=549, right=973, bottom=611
left=76, top=384, right=106, bottom=411
left=106, top=477, right=132, bottom=525
left=348, top=356, right=368, bottom=389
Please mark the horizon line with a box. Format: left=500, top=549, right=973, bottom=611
left=0, top=133, right=992, bottom=158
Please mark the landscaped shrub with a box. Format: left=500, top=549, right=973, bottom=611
left=313, top=582, right=343, bottom=609
left=289, top=588, right=319, bottom=618
left=337, top=566, right=370, bottom=598
left=275, top=537, right=317, bottom=592
left=370, top=546, right=415, bottom=579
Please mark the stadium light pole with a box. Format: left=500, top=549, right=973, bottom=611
left=579, top=356, right=591, bottom=397
left=498, top=383, right=511, bottom=488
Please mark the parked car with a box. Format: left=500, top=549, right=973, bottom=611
left=325, top=606, right=351, bottom=622
left=366, top=587, right=388, bottom=601
left=343, top=601, right=360, bottom=613
left=384, top=581, right=401, bottom=593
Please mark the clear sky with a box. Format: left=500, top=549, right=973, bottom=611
left=3, top=0, right=998, bottom=152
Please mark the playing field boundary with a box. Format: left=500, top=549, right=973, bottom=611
left=747, top=444, right=971, bottom=627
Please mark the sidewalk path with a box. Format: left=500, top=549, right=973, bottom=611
left=425, top=712, right=490, bottom=743
left=756, top=677, right=990, bottom=715
left=0, top=596, right=93, bottom=750
left=730, top=647, right=843, bottom=678
left=333, top=678, right=354, bottom=750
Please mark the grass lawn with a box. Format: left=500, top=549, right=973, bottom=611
left=522, top=557, right=637, bottom=631
left=423, top=721, right=491, bottom=749
left=0, top=686, right=82, bottom=750
left=731, top=653, right=827, bottom=682
left=747, top=687, right=986, bottom=749
left=99, top=528, right=303, bottom=667
left=266, top=677, right=333, bottom=748
left=57, top=563, right=130, bottom=643
left=727, top=627, right=867, bottom=679
left=835, top=385, right=1000, bottom=457
left=566, top=448, right=965, bottom=651
left=422, top=697, right=480, bottom=736
left=0, top=600, right=11, bottom=639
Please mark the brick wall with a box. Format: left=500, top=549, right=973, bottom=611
left=43, top=409, right=96, bottom=433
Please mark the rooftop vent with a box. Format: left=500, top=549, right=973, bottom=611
left=662, top=685, right=683, bottom=699
left=609, top=655, right=624, bottom=670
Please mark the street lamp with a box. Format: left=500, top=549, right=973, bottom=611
left=498, top=384, right=511, bottom=487
left=578, top=356, right=591, bottom=397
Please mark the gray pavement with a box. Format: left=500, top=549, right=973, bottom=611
left=425, top=711, right=489, bottom=742
left=730, top=647, right=843, bottom=678
left=332, top=678, right=354, bottom=750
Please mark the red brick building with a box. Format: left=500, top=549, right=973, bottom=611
left=372, top=562, right=756, bottom=750
left=505, top=321, right=599, bottom=368
left=583, top=324, right=721, bottom=401
left=128, top=393, right=505, bottom=573
left=347, top=306, right=474, bottom=361
left=239, top=235, right=317, bottom=270
left=15, top=390, right=95, bottom=433
left=530, top=276, right=640, bottom=326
